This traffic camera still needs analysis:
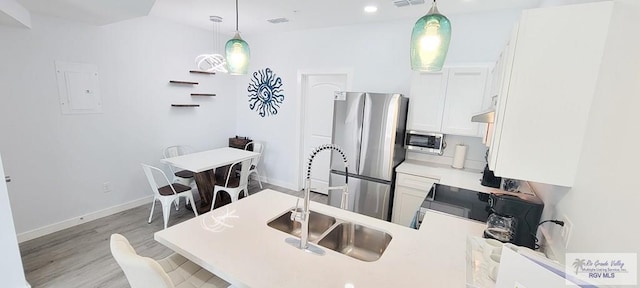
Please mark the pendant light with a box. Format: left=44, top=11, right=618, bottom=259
left=195, top=16, right=228, bottom=73
left=410, top=0, right=451, bottom=72
left=226, top=0, right=250, bottom=75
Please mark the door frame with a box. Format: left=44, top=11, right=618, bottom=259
left=295, top=69, right=353, bottom=191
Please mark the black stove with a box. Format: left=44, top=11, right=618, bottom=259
left=420, top=183, right=491, bottom=223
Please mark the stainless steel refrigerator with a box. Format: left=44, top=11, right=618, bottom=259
left=328, top=92, right=408, bottom=221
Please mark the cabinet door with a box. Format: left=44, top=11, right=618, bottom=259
left=392, top=186, right=428, bottom=227
left=489, top=26, right=519, bottom=171
left=407, top=70, right=448, bottom=132
left=490, top=2, right=612, bottom=186
left=392, top=173, right=437, bottom=227
left=440, top=67, right=489, bottom=136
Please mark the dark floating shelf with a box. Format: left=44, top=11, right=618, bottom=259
left=191, top=93, right=216, bottom=97
left=189, top=70, right=216, bottom=75
left=169, top=80, right=199, bottom=85
left=171, top=104, right=200, bottom=107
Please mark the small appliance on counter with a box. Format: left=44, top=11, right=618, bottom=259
left=404, top=131, right=445, bottom=155
left=484, top=192, right=544, bottom=249
left=481, top=149, right=501, bottom=188
left=481, top=164, right=502, bottom=188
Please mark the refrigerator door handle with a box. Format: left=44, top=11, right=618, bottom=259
left=359, top=93, right=372, bottom=173
left=355, top=95, right=364, bottom=175
left=330, top=169, right=390, bottom=185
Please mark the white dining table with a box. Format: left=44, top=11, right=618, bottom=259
left=161, top=147, right=259, bottom=213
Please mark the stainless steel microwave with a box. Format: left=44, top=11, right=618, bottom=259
left=404, top=131, right=445, bottom=155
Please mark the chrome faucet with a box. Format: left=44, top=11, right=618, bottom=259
left=286, top=144, right=349, bottom=255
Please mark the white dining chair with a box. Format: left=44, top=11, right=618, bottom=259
left=142, top=164, right=198, bottom=229
left=211, top=158, right=252, bottom=211
left=244, top=141, right=264, bottom=189
left=163, top=145, right=196, bottom=187
left=110, top=234, right=229, bottom=288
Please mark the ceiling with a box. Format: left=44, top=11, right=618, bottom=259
left=14, top=0, right=573, bottom=33
left=17, top=0, right=156, bottom=26
left=149, top=0, right=542, bottom=34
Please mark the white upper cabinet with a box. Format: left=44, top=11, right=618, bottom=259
left=441, top=67, right=489, bottom=136
left=408, top=66, right=489, bottom=137
left=407, top=70, right=448, bottom=133
left=488, top=2, right=614, bottom=187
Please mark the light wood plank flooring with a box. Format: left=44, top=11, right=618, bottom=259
left=20, top=181, right=327, bottom=288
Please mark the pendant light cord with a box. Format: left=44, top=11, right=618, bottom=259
left=235, top=0, right=239, bottom=32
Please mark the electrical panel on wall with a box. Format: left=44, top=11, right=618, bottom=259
left=55, top=61, right=102, bottom=115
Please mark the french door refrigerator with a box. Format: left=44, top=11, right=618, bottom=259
left=328, top=92, right=408, bottom=221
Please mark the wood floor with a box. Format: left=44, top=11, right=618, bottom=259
left=19, top=181, right=328, bottom=288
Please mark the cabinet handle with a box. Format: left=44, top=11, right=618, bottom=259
left=4, top=176, right=10, bottom=183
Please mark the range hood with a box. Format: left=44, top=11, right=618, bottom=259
left=471, top=110, right=495, bottom=123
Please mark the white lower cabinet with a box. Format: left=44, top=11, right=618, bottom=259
left=392, top=173, right=438, bottom=227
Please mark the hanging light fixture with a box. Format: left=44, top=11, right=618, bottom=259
left=410, top=0, right=451, bottom=72
left=226, top=0, right=250, bottom=75
left=195, top=16, right=228, bottom=73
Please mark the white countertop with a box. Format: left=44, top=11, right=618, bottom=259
left=396, top=160, right=533, bottom=195
left=155, top=189, right=486, bottom=288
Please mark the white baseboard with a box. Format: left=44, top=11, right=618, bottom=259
left=17, top=195, right=153, bottom=243
left=255, top=175, right=298, bottom=191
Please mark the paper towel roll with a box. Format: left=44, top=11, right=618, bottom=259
left=452, top=144, right=467, bottom=169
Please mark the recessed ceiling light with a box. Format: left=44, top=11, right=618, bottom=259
left=364, top=5, right=378, bottom=13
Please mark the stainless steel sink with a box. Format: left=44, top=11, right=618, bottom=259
left=317, top=222, right=392, bottom=262
left=267, top=209, right=337, bottom=242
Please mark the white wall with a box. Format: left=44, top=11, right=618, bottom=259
left=235, top=10, right=521, bottom=189
left=0, top=14, right=238, bottom=239
left=530, top=0, right=640, bottom=261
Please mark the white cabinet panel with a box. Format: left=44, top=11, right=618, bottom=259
left=489, top=26, right=519, bottom=171
left=489, top=2, right=613, bottom=186
left=407, top=70, right=448, bottom=133
left=441, top=67, right=489, bottom=136
left=392, top=173, right=437, bottom=227
left=407, top=66, right=489, bottom=137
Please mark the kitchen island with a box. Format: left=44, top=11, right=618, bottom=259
left=155, top=189, right=486, bottom=287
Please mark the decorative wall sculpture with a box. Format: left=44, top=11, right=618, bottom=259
left=247, top=68, right=284, bottom=117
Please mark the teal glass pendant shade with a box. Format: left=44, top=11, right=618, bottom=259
left=225, top=32, right=250, bottom=75
left=410, top=1, right=451, bottom=72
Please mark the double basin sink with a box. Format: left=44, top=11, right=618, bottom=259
left=267, top=208, right=392, bottom=262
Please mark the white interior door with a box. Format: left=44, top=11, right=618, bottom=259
left=301, top=74, right=347, bottom=194
left=0, top=154, right=28, bottom=287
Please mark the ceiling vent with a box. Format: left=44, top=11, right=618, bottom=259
left=392, top=0, right=425, bottom=7
left=267, top=18, right=289, bottom=24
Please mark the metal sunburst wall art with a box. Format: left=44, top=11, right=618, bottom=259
left=247, top=68, right=284, bottom=117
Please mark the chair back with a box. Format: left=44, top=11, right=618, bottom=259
left=244, top=141, right=264, bottom=167
left=110, top=234, right=174, bottom=288
left=141, top=164, right=176, bottom=196
left=163, top=145, right=193, bottom=158
left=163, top=145, right=193, bottom=175
left=224, top=158, right=253, bottom=188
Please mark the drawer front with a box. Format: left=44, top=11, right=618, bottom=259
left=396, top=173, right=438, bottom=191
